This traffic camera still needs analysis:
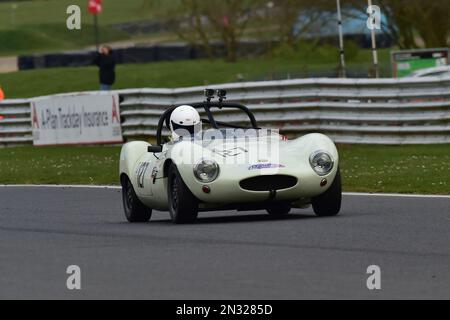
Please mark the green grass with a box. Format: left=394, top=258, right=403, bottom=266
left=0, top=145, right=120, bottom=185
left=0, top=0, right=157, bottom=56
left=0, top=24, right=129, bottom=56
left=0, top=47, right=392, bottom=99
left=0, top=0, right=155, bottom=29
left=339, top=144, right=449, bottom=194
left=0, top=144, right=448, bottom=194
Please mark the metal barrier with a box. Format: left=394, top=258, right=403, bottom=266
left=0, top=99, right=33, bottom=146
left=1, top=77, right=450, bottom=146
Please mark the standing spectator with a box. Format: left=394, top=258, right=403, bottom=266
left=94, top=46, right=116, bottom=91
left=0, top=86, right=4, bottom=101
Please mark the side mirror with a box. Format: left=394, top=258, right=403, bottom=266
left=148, top=145, right=163, bottom=153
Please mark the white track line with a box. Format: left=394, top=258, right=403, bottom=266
left=0, top=184, right=121, bottom=190
left=343, top=192, right=450, bottom=199
left=0, top=185, right=449, bottom=198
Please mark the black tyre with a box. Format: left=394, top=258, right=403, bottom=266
left=168, top=164, right=199, bottom=224
left=122, top=177, right=152, bottom=222
left=266, top=203, right=291, bottom=216
left=311, top=168, right=342, bottom=217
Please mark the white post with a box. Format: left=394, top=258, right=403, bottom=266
left=368, top=0, right=379, bottom=78
left=336, top=0, right=346, bottom=78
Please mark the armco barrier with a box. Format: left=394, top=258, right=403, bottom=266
left=0, top=99, right=33, bottom=146
left=1, top=77, right=450, bottom=146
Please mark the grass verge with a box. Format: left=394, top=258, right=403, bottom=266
left=0, top=0, right=157, bottom=56
left=338, top=144, right=449, bottom=194
left=1, top=47, right=392, bottom=99
left=0, top=144, right=448, bottom=194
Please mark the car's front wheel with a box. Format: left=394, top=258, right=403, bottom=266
left=311, top=168, right=342, bottom=217
left=122, top=177, right=152, bottom=222
left=168, top=164, right=199, bottom=224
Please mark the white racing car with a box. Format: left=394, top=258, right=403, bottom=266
left=120, top=89, right=341, bottom=223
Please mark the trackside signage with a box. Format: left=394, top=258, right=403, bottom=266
left=31, top=93, right=122, bottom=146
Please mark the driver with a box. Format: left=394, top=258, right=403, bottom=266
left=169, top=105, right=201, bottom=141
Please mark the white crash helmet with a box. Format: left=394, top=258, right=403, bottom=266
left=169, top=105, right=201, bottom=140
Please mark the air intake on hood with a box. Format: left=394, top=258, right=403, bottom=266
left=239, top=175, right=298, bottom=191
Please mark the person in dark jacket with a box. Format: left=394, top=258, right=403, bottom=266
left=94, top=46, right=116, bottom=91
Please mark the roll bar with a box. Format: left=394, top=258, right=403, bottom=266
left=154, top=101, right=260, bottom=147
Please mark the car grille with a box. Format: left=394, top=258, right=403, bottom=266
left=239, top=175, right=298, bottom=191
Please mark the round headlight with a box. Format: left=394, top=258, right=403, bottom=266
left=309, top=151, right=334, bottom=176
left=194, top=159, right=219, bottom=183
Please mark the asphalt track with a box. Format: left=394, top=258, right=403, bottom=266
left=0, top=186, right=449, bottom=299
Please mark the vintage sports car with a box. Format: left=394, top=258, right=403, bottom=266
left=120, top=89, right=341, bottom=223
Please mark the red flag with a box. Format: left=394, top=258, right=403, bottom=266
left=88, top=0, right=103, bottom=14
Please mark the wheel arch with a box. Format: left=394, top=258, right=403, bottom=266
left=120, top=172, right=129, bottom=187
left=163, top=158, right=174, bottom=178
left=119, top=141, right=150, bottom=182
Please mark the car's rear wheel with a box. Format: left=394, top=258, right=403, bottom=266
left=311, top=168, right=342, bottom=217
left=266, top=203, right=291, bottom=216
left=168, top=164, right=198, bottom=224
left=122, top=176, right=152, bottom=222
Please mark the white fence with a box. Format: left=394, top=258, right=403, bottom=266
left=1, top=77, right=450, bottom=146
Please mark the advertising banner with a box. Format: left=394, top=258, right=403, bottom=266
left=391, top=48, right=449, bottom=78
left=31, top=93, right=123, bottom=146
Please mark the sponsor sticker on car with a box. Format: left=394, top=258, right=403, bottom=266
left=248, top=163, right=285, bottom=170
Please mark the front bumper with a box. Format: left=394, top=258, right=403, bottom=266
left=183, top=165, right=338, bottom=205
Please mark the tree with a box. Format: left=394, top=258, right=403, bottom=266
left=146, top=0, right=256, bottom=62
left=376, top=0, right=449, bottom=49
left=411, top=0, right=450, bottom=47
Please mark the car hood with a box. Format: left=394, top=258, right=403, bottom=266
left=189, top=135, right=299, bottom=172
left=168, top=133, right=338, bottom=176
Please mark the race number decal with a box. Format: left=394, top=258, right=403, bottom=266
left=213, top=147, right=247, bottom=157
left=136, top=162, right=150, bottom=188
left=150, top=166, right=158, bottom=184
